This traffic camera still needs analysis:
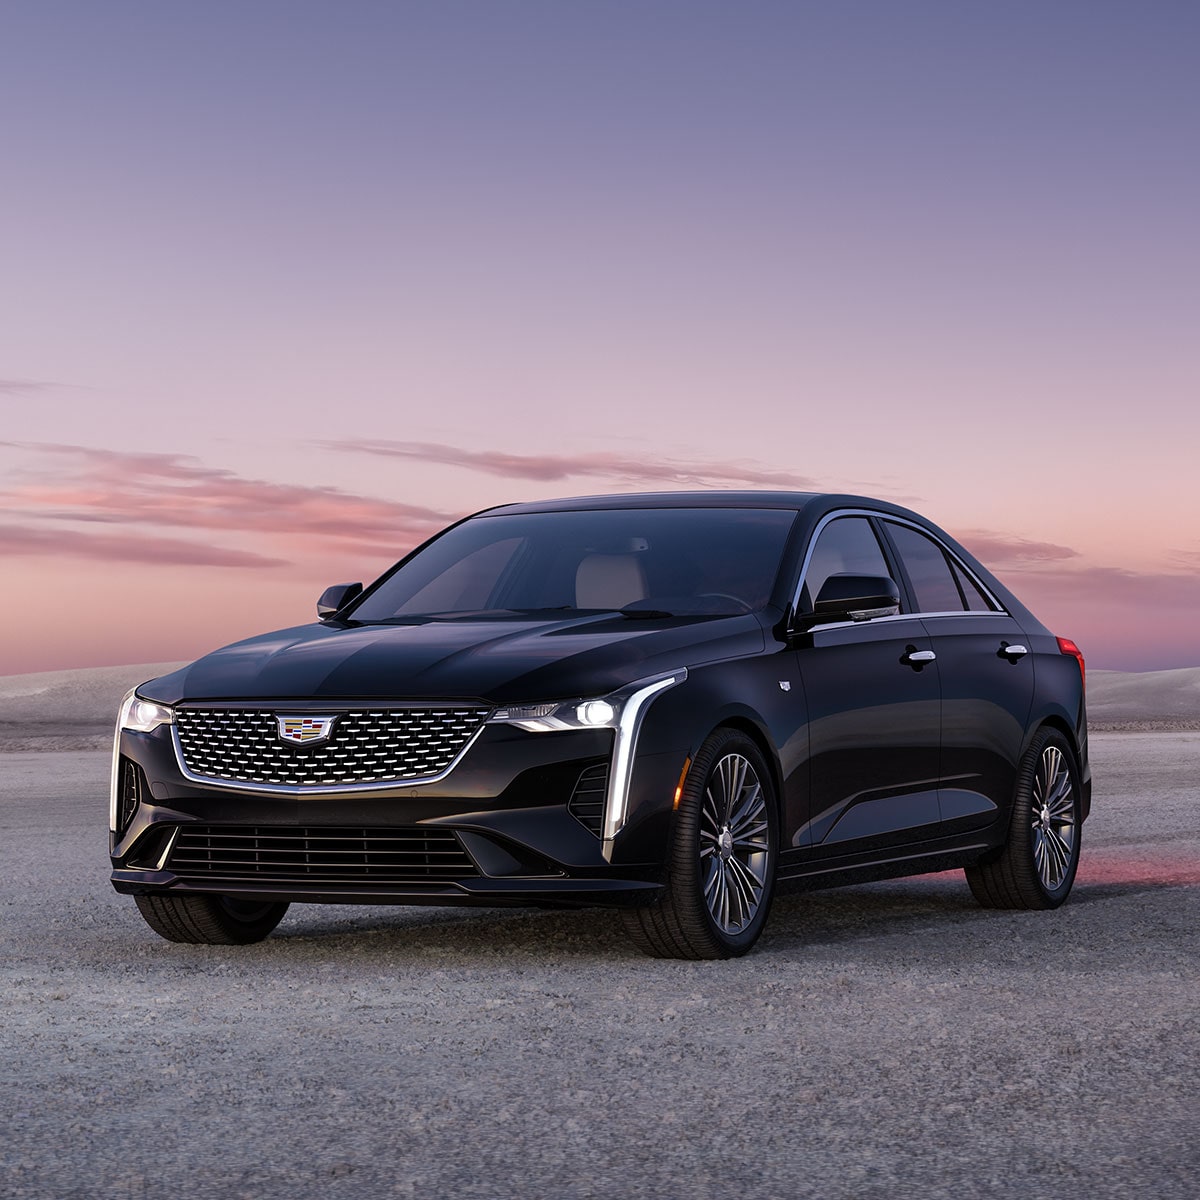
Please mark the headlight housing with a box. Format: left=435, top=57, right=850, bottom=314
left=111, top=688, right=175, bottom=835
left=489, top=697, right=618, bottom=733
left=117, top=690, right=175, bottom=733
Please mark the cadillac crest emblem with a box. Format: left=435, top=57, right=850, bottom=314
left=276, top=715, right=338, bottom=745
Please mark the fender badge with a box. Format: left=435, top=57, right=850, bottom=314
left=778, top=681, right=792, bottom=692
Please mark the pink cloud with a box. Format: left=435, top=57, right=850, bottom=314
left=1001, top=563, right=1200, bottom=609
left=0, top=379, right=60, bottom=395
left=952, top=529, right=1080, bottom=565
left=0, top=443, right=453, bottom=568
left=0, top=524, right=287, bottom=568
left=325, top=438, right=822, bottom=490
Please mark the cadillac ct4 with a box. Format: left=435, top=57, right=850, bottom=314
left=110, top=492, right=1089, bottom=958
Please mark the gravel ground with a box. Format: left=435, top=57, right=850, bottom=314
left=2, top=734, right=1197, bottom=1200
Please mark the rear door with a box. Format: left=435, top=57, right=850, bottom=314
left=880, top=520, right=1034, bottom=836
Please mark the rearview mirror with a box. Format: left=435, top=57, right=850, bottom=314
left=317, top=582, right=363, bottom=619
left=810, top=573, right=900, bottom=623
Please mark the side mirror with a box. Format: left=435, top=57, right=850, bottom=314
left=317, top=582, right=363, bottom=619
left=810, top=573, right=900, bottom=623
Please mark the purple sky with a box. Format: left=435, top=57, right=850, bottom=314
left=2, top=2, right=1198, bottom=673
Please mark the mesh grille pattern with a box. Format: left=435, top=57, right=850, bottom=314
left=167, top=825, right=479, bottom=883
left=175, top=706, right=490, bottom=787
left=568, top=762, right=609, bottom=837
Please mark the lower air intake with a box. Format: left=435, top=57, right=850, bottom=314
left=568, top=763, right=609, bottom=837
left=166, top=825, right=479, bottom=884
left=116, top=757, right=146, bottom=838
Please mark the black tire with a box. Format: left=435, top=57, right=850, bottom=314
left=965, top=727, right=1082, bottom=910
left=133, top=894, right=290, bottom=944
left=622, top=729, right=778, bottom=959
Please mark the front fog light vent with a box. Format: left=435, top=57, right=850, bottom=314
left=568, top=762, right=609, bottom=837
left=116, top=757, right=146, bottom=837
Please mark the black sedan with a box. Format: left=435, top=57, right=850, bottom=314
left=110, top=491, right=1089, bottom=958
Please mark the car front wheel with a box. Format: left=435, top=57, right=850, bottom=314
left=133, top=894, right=290, bottom=944
left=622, top=729, right=778, bottom=959
left=965, top=727, right=1082, bottom=910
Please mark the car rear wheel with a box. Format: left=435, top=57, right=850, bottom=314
left=965, top=727, right=1081, bottom=909
left=621, top=729, right=778, bottom=959
left=133, top=894, right=290, bottom=944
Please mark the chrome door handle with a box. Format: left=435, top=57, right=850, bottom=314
left=903, top=649, right=937, bottom=664
left=1000, top=643, right=1029, bottom=660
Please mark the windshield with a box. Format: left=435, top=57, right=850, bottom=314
left=349, top=507, right=798, bottom=621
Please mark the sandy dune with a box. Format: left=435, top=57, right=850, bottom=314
left=0, top=662, right=186, bottom=752
left=0, top=660, right=1196, bottom=751
left=1087, top=667, right=1200, bottom=730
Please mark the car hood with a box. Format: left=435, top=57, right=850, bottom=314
left=139, top=612, right=768, bottom=706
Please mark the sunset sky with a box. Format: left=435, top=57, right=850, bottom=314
left=2, top=2, right=1197, bottom=674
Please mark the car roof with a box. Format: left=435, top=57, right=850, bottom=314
left=482, top=490, right=824, bottom=515
left=478, top=491, right=948, bottom=527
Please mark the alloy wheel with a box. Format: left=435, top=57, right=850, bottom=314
left=1030, top=744, right=1077, bottom=891
left=698, top=752, right=771, bottom=933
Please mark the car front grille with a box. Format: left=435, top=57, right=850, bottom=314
left=166, top=825, right=479, bottom=883
left=174, top=705, right=490, bottom=788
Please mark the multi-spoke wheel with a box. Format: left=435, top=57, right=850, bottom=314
left=621, top=729, right=778, bottom=959
left=699, top=750, right=772, bottom=935
left=133, top=894, right=290, bottom=944
left=965, top=727, right=1082, bottom=910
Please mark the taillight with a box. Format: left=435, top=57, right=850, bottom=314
left=1057, top=637, right=1085, bottom=690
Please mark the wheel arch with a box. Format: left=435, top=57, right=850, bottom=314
left=707, top=715, right=786, bottom=825
left=1009, top=715, right=1091, bottom=829
left=1022, top=713, right=1082, bottom=768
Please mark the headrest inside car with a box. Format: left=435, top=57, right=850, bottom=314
left=575, top=554, right=648, bottom=610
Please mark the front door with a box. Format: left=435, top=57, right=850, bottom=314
left=789, top=515, right=942, bottom=855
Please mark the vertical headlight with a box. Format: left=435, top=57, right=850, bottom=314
left=487, top=670, right=688, bottom=858
left=601, top=672, right=686, bottom=858
left=111, top=689, right=174, bottom=834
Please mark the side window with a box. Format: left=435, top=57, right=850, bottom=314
left=800, top=517, right=892, bottom=611
left=885, top=523, right=966, bottom=613
left=949, top=558, right=996, bottom=612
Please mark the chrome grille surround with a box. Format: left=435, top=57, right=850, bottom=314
left=166, top=824, right=479, bottom=883
left=173, top=703, right=491, bottom=793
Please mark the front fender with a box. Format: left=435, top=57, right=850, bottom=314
left=610, top=653, right=807, bottom=865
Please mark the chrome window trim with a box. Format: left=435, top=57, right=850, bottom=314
left=789, top=508, right=1007, bottom=626
left=170, top=706, right=493, bottom=796
left=601, top=670, right=688, bottom=861
left=804, top=612, right=923, bottom=634
left=880, top=515, right=1006, bottom=614
left=802, top=610, right=1006, bottom=634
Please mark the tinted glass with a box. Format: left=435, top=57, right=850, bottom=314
left=351, top=508, right=798, bottom=619
left=886, top=523, right=965, bottom=612
left=949, top=558, right=996, bottom=612
left=800, top=517, right=891, bottom=611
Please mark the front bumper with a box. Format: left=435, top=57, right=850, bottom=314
left=110, top=721, right=684, bottom=908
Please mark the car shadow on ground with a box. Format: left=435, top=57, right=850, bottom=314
left=252, top=862, right=1198, bottom=970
